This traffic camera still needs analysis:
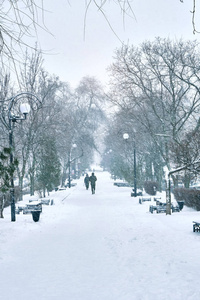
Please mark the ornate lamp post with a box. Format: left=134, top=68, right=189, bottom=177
left=2, top=92, right=41, bottom=222
left=123, top=133, right=137, bottom=197
left=9, top=103, right=30, bottom=222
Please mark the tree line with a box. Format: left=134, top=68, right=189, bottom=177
left=0, top=0, right=134, bottom=218
left=0, top=2, right=200, bottom=217
left=0, top=49, right=106, bottom=217
left=102, top=38, right=200, bottom=191
left=2, top=38, right=200, bottom=218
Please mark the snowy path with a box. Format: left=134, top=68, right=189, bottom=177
left=1, top=171, right=200, bottom=300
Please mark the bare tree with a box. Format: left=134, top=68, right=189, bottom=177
left=108, top=38, right=200, bottom=179
left=10, top=48, right=63, bottom=197
left=83, top=0, right=135, bottom=40
left=0, top=1, right=46, bottom=71
left=56, top=76, right=106, bottom=186
left=180, top=0, right=199, bottom=34
left=0, top=1, right=134, bottom=65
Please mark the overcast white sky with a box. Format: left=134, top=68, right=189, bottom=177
left=36, top=0, right=199, bottom=88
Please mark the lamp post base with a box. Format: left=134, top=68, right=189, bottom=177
left=11, top=202, right=16, bottom=222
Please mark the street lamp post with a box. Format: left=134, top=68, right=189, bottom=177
left=5, top=93, right=41, bottom=222
left=133, top=147, right=137, bottom=197
left=68, top=152, right=71, bottom=188
left=123, top=133, right=137, bottom=197
left=9, top=119, right=15, bottom=222
left=9, top=103, right=30, bottom=221
left=165, top=172, right=172, bottom=215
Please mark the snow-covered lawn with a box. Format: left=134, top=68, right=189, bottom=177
left=1, top=171, right=200, bottom=300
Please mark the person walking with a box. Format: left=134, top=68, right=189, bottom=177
left=84, top=174, right=90, bottom=190
left=89, top=172, right=97, bottom=194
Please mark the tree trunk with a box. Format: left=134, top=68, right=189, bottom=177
left=171, top=174, right=179, bottom=188
left=183, top=172, right=191, bottom=188
left=0, top=195, right=5, bottom=218
left=61, top=160, right=68, bottom=187
left=30, top=174, right=35, bottom=196
left=18, top=176, right=23, bottom=201
left=29, top=158, right=36, bottom=195
left=0, top=201, right=4, bottom=218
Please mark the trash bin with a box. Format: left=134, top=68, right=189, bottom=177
left=31, top=210, right=41, bottom=222
left=177, top=201, right=184, bottom=211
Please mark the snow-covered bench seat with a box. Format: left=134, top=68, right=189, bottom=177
left=149, top=203, right=180, bottom=214
left=25, top=201, right=42, bottom=213
left=139, top=197, right=151, bottom=204
left=39, top=198, right=52, bottom=205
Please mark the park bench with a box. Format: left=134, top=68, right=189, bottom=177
left=29, top=198, right=39, bottom=203
left=38, top=198, right=53, bottom=205
left=15, top=201, right=42, bottom=222
left=16, top=198, right=54, bottom=222
left=16, top=204, right=38, bottom=214
left=171, top=204, right=180, bottom=213
left=16, top=196, right=54, bottom=215
left=114, top=182, right=131, bottom=187
left=154, top=197, right=162, bottom=203
left=152, top=197, right=180, bottom=213
left=149, top=202, right=167, bottom=213
left=155, top=199, right=163, bottom=205
left=16, top=201, right=42, bottom=214
left=149, top=202, right=180, bottom=213
left=193, top=221, right=200, bottom=232
left=149, top=205, right=158, bottom=213
left=156, top=203, right=167, bottom=213
left=65, top=182, right=77, bottom=188
left=15, top=204, right=27, bottom=214
left=139, top=197, right=151, bottom=204
left=26, top=201, right=42, bottom=213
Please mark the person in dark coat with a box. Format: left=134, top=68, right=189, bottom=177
left=89, top=172, right=97, bottom=194
left=84, top=174, right=90, bottom=190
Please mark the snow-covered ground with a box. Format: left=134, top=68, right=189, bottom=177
left=1, top=171, right=200, bottom=300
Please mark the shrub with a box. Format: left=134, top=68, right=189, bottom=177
left=144, top=181, right=159, bottom=195
left=173, top=187, right=200, bottom=211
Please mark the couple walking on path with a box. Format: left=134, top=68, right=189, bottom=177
left=84, top=172, right=97, bottom=194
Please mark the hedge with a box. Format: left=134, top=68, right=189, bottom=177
left=173, top=188, right=200, bottom=211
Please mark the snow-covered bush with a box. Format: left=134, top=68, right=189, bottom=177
left=174, top=188, right=200, bottom=211
left=144, top=181, right=159, bottom=196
